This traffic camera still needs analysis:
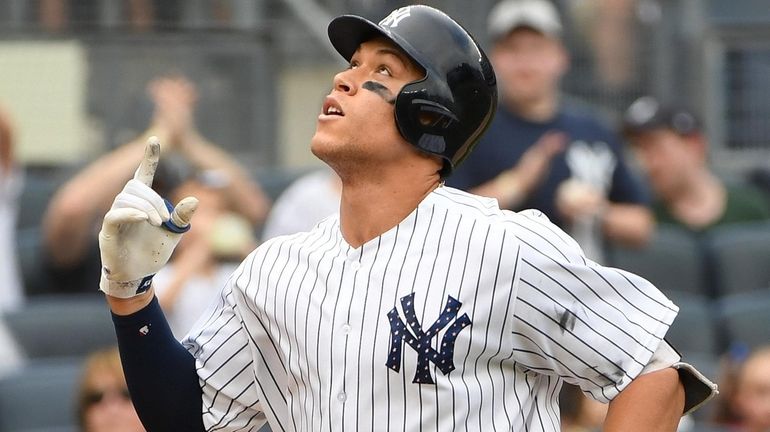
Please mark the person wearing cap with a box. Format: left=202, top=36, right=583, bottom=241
left=623, top=96, right=770, bottom=231
left=99, top=5, right=717, bottom=431
left=449, top=0, right=653, bottom=262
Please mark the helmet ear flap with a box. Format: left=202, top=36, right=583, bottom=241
left=395, top=80, right=458, bottom=158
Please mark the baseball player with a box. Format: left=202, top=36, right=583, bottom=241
left=100, top=5, right=716, bottom=431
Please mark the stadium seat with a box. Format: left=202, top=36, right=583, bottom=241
left=666, top=291, right=721, bottom=359
left=4, top=294, right=115, bottom=359
left=16, top=166, right=68, bottom=231
left=607, top=224, right=706, bottom=296
left=0, top=357, right=80, bottom=432
left=14, top=227, right=50, bottom=297
left=718, top=288, right=770, bottom=350
left=707, top=222, right=770, bottom=296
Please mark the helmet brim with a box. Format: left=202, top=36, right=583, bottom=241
left=328, top=15, right=384, bottom=61
left=328, top=15, right=424, bottom=69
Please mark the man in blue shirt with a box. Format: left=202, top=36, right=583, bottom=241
left=449, top=0, right=652, bottom=261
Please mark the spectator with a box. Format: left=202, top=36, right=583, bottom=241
left=76, top=346, right=145, bottom=432
left=261, top=167, right=341, bottom=240
left=42, top=75, right=270, bottom=294
left=733, top=346, right=770, bottom=432
left=623, top=96, right=770, bottom=231
left=564, top=0, right=641, bottom=95
left=0, top=104, right=24, bottom=312
left=38, top=0, right=185, bottom=32
left=712, top=346, right=770, bottom=432
left=449, top=0, right=653, bottom=262
left=153, top=171, right=256, bottom=338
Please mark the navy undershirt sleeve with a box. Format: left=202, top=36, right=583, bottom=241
left=111, top=296, right=205, bottom=432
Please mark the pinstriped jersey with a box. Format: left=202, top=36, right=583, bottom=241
left=183, top=186, right=679, bottom=431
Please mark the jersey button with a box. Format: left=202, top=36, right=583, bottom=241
left=341, top=324, right=352, bottom=335
left=337, top=392, right=347, bottom=402
left=350, top=261, right=361, bottom=271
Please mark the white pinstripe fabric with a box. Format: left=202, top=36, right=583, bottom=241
left=183, top=186, right=678, bottom=431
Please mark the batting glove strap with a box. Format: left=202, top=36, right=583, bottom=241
left=674, top=361, right=719, bottom=416
left=99, top=272, right=156, bottom=299
left=161, top=199, right=191, bottom=234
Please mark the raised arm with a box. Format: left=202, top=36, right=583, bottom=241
left=175, top=131, right=270, bottom=226
left=42, top=132, right=161, bottom=267
left=100, top=137, right=204, bottom=431
left=148, top=75, right=271, bottom=227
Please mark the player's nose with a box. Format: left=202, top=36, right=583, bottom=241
left=333, top=69, right=358, bottom=95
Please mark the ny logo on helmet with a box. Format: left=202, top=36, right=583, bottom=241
left=380, top=7, right=411, bottom=28
left=385, top=293, right=472, bottom=384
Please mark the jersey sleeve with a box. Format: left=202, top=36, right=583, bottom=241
left=508, top=210, right=678, bottom=403
left=182, top=258, right=268, bottom=431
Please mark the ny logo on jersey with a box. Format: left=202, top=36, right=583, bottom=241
left=379, top=7, right=411, bottom=28
left=386, top=293, right=472, bottom=384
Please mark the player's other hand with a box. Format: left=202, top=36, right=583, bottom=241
left=98, top=137, right=198, bottom=299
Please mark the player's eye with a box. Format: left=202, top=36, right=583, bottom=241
left=348, top=60, right=360, bottom=70
left=376, top=65, right=392, bottom=77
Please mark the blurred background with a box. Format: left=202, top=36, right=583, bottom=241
left=2, top=0, right=769, bottom=171
left=0, top=0, right=769, bottom=431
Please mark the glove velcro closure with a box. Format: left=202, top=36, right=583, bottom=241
left=99, top=271, right=156, bottom=299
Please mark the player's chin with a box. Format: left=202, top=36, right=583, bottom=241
left=310, top=132, right=337, bottom=161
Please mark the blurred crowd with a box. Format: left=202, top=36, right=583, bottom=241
left=0, top=0, right=769, bottom=431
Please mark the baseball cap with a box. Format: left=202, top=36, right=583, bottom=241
left=487, top=0, right=562, bottom=42
left=622, top=96, right=700, bottom=137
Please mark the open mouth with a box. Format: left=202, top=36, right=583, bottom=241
left=322, top=97, right=345, bottom=116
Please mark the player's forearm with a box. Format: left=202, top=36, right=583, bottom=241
left=111, top=294, right=205, bottom=432
left=601, top=203, right=654, bottom=248
left=604, top=367, right=685, bottom=431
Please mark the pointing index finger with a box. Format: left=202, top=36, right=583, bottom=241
left=134, top=136, right=161, bottom=187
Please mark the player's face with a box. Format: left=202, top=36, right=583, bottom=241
left=311, top=37, right=424, bottom=176
left=491, top=28, right=567, bottom=107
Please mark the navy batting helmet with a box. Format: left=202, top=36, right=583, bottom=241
left=328, top=5, right=498, bottom=177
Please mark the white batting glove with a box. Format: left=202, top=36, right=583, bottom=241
left=98, top=137, right=199, bottom=298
